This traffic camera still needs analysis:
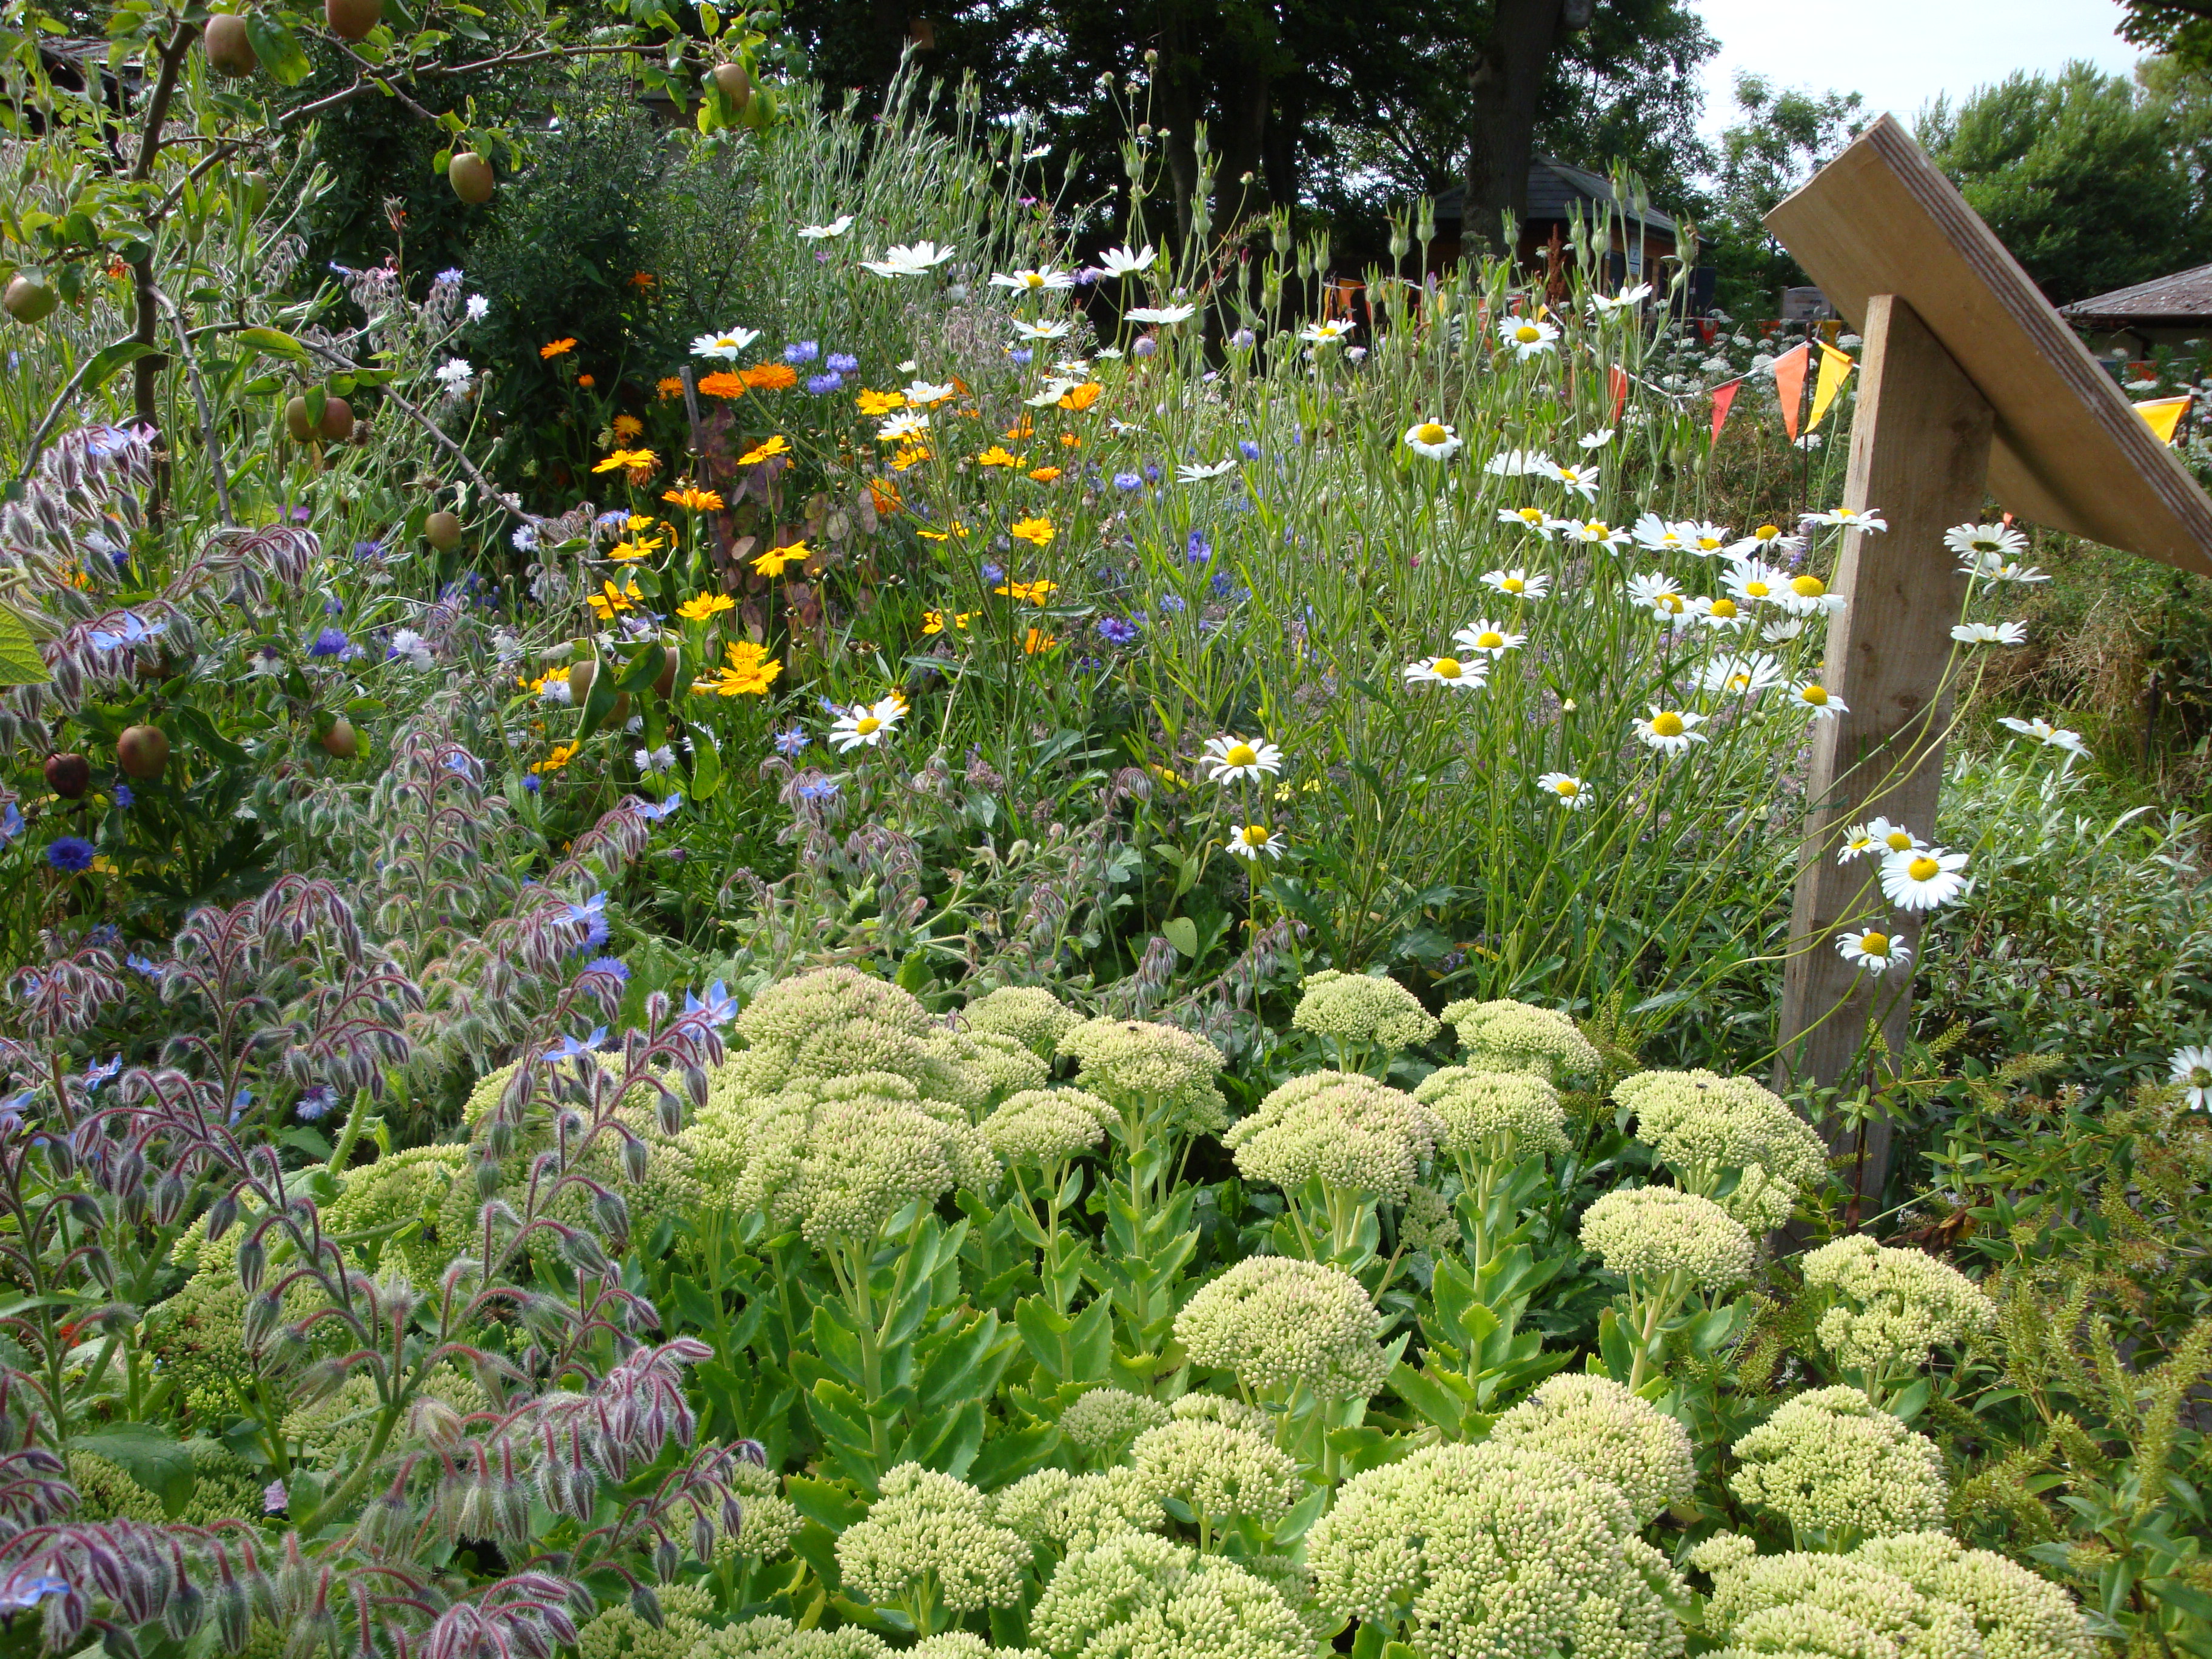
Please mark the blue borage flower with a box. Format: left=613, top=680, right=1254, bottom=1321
left=296, top=1084, right=339, bottom=1121
left=545, top=1026, right=609, bottom=1061
left=583, top=956, right=630, bottom=982
left=682, top=979, right=736, bottom=1027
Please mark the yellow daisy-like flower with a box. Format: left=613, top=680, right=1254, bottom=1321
left=657, top=377, right=685, bottom=399
left=890, top=443, right=932, bottom=472
left=591, top=447, right=654, bottom=474
left=1010, top=516, right=1056, bottom=548
left=1057, top=381, right=1103, bottom=412
left=663, top=485, right=725, bottom=512
left=753, top=541, right=809, bottom=577
left=691, top=638, right=783, bottom=696
left=1027, top=465, right=1062, bottom=483
left=856, top=388, right=908, bottom=416
left=977, top=445, right=1024, bottom=468
left=1022, top=628, right=1057, bottom=654
left=532, top=741, right=580, bottom=773
left=737, top=435, right=791, bottom=466
left=921, top=610, right=973, bottom=635
left=608, top=534, right=663, bottom=562
left=587, top=580, right=640, bottom=619
left=677, top=593, right=736, bottom=622
left=540, top=338, right=577, bottom=360
left=612, top=414, right=644, bottom=440
left=995, top=578, right=1057, bottom=603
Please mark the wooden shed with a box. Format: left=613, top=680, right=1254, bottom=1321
left=2060, top=263, right=2212, bottom=358
left=1432, top=158, right=1695, bottom=286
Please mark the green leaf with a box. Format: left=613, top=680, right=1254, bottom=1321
left=0, top=604, right=49, bottom=686
left=688, top=726, right=723, bottom=800
left=1161, top=916, right=1198, bottom=957
left=241, top=13, right=312, bottom=83
left=80, top=340, right=157, bottom=394
left=1597, top=1311, right=1635, bottom=1384
left=1387, top=1359, right=1471, bottom=1436
left=75, top=1424, right=195, bottom=1517
left=967, top=1423, right=1059, bottom=1490
left=785, top=1473, right=868, bottom=1530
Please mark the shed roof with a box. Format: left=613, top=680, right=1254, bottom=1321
left=1433, top=159, right=1681, bottom=237
left=2060, top=263, right=2212, bottom=327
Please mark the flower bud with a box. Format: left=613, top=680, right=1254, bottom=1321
left=150, top=1170, right=188, bottom=1227
left=628, top=1584, right=663, bottom=1629
left=691, top=1507, right=716, bottom=1561
left=654, top=1536, right=680, bottom=1582
left=592, top=1188, right=631, bottom=1250
left=475, top=1156, right=503, bottom=1198
left=561, top=1229, right=611, bottom=1276
left=622, top=1136, right=650, bottom=1184
left=164, top=1580, right=204, bottom=1641
left=205, top=1191, right=238, bottom=1241
left=214, top=1578, right=250, bottom=1654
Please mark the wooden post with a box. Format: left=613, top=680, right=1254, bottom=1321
left=1774, top=295, right=1994, bottom=1199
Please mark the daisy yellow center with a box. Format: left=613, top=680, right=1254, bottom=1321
left=1224, top=743, right=1258, bottom=768
left=1847, top=836, right=1872, bottom=852
left=1585, top=521, right=1607, bottom=535
left=1415, top=423, right=1449, bottom=444
left=1709, top=598, right=1739, bottom=618
left=1728, top=674, right=1751, bottom=691
left=1744, top=580, right=1771, bottom=598
left=1860, top=932, right=1891, bottom=956
left=1240, top=825, right=1270, bottom=846
left=1697, top=537, right=1723, bottom=551
left=1791, top=575, right=1826, bottom=598
left=716, top=337, right=737, bottom=349
left=1755, top=525, right=1780, bottom=540
left=1657, top=594, right=1683, bottom=613
left=855, top=716, right=882, bottom=736
left=1908, top=855, right=1940, bottom=882
left=1800, top=683, right=1831, bottom=706
left=1023, top=272, right=1045, bottom=286
left=1433, top=657, right=1464, bottom=679
left=1554, top=779, right=1580, bottom=796
left=1652, top=712, right=1685, bottom=737
left=1517, top=508, right=1544, bottom=523
left=1515, top=324, right=1542, bottom=342
left=1501, top=576, right=1526, bottom=592
left=1885, top=831, right=1914, bottom=852
left=1476, top=631, right=1504, bottom=649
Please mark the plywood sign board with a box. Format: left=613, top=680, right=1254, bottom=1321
left=1766, top=113, right=2212, bottom=577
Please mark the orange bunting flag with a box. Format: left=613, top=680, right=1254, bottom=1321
left=1808, top=343, right=1854, bottom=431
left=2136, top=394, right=2191, bottom=445
left=1772, top=343, right=1811, bottom=441
left=1609, top=364, right=1629, bottom=422
left=1711, top=378, right=1741, bottom=444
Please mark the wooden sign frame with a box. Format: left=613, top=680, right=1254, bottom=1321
left=1762, top=116, right=2212, bottom=1196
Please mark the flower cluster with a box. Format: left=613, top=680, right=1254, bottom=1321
left=1413, top=1066, right=1570, bottom=1165
left=991, top=1466, right=1164, bottom=1557
left=1056, top=1018, right=1228, bottom=1134
left=1729, top=1386, right=1949, bottom=1549
left=1488, top=1373, right=1696, bottom=1527
left=1579, top=1184, right=1756, bottom=1292
left=1128, top=1396, right=1302, bottom=1531
left=1289, top=970, right=1441, bottom=1055
left=981, top=1088, right=1115, bottom=1171
left=1800, top=1234, right=1995, bottom=1385
left=1222, top=1070, right=1438, bottom=1204
left=1057, top=1388, right=1171, bottom=1466
left=1615, top=1068, right=1828, bottom=1232
left=1441, top=997, right=1601, bottom=1080
left=834, top=1463, right=1028, bottom=1623
left=1173, top=1256, right=1392, bottom=1403
left=1029, top=1533, right=1309, bottom=1659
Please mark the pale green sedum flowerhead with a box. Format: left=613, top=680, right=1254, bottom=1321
left=1130, top=1396, right=1302, bottom=1529
left=1174, top=1255, right=1392, bottom=1403
left=834, top=1463, right=1030, bottom=1618
left=982, top=1087, right=1116, bottom=1170
left=1224, top=1070, right=1438, bottom=1202
left=1800, top=1233, right=1995, bottom=1380
left=1414, top=1066, right=1570, bottom=1162
left=1729, top=1387, right=1948, bottom=1549
left=1057, top=1387, right=1170, bottom=1466
left=1291, top=970, right=1442, bottom=1053
left=1579, top=1185, right=1755, bottom=1292
left=992, top=1465, right=1165, bottom=1557
left=1489, top=1373, right=1695, bottom=1527
left=1614, top=1068, right=1827, bottom=1232
left=961, top=984, right=1083, bottom=1061
left=1441, top=997, right=1601, bottom=1081
left=1030, top=1533, right=1310, bottom=1659
left=1057, top=1017, right=1228, bottom=1134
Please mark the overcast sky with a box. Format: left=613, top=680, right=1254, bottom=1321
left=1692, top=0, right=2142, bottom=136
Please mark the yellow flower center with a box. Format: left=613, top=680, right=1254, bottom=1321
left=1728, top=674, right=1750, bottom=691
left=1657, top=594, right=1683, bottom=613
left=1697, top=536, right=1723, bottom=551
left=1652, top=712, right=1685, bottom=737
left=1433, top=657, right=1463, bottom=679
left=1476, top=631, right=1504, bottom=649
left=1554, top=779, right=1579, bottom=796
left=1791, top=574, right=1826, bottom=598
left=1755, top=525, right=1780, bottom=540
left=1584, top=521, right=1607, bottom=536
left=1501, top=575, right=1526, bottom=592
left=1516, top=508, right=1543, bottom=524
left=1744, top=580, right=1771, bottom=598
left=855, top=716, right=882, bottom=736
left=1023, top=272, right=1045, bottom=287
left=1709, top=597, right=1739, bottom=618
left=1415, top=423, right=1449, bottom=444
left=1885, top=831, right=1914, bottom=852
left=1515, top=324, right=1542, bottom=342
left=1240, top=825, right=1270, bottom=846
left=1800, top=683, right=1830, bottom=706
left=1224, top=743, right=1258, bottom=768
left=1908, top=855, right=1940, bottom=882
left=1860, top=932, right=1891, bottom=956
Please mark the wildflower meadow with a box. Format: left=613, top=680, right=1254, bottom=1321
left=0, top=13, right=2208, bottom=1659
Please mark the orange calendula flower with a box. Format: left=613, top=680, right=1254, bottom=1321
left=870, top=479, right=903, bottom=515
left=663, top=485, right=725, bottom=512
left=1059, top=433, right=1082, bottom=448
left=737, top=435, right=791, bottom=466
left=531, top=742, right=580, bottom=774
left=540, top=338, right=577, bottom=360
left=1027, top=466, right=1062, bottom=483
left=1057, top=381, right=1103, bottom=412
left=1002, top=419, right=1034, bottom=440
left=753, top=541, right=809, bottom=577
left=977, top=446, right=1024, bottom=468
left=577, top=374, right=597, bottom=389
left=613, top=414, right=644, bottom=440
left=657, top=377, right=686, bottom=400
left=740, top=363, right=798, bottom=390
left=587, top=580, right=640, bottom=619
left=1009, top=517, right=1056, bottom=548
left=856, top=388, right=908, bottom=416
left=629, top=271, right=657, bottom=289
left=697, top=372, right=746, bottom=398
left=677, top=592, right=736, bottom=622
left=996, top=578, right=1057, bottom=603
left=1022, top=628, right=1057, bottom=654
left=921, top=610, right=971, bottom=635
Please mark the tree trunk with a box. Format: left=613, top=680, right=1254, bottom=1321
left=1463, top=0, right=1564, bottom=256
left=1156, top=1, right=1204, bottom=253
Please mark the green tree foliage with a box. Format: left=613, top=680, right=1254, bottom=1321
left=1699, top=72, right=1865, bottom=319
left=1919, top=60, right=2209, bottom=305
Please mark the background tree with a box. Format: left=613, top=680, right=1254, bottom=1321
left=1701, top=72, right=1865, bottom=317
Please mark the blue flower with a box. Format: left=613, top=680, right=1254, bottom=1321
left=323, top=597, right=344, bottom=617
left=806, top=372, right=845, bottom=395
left=434, top=267, right=464, bottom=286
left=1113, top=472, right=1142, bottom=492
left=683, top=979, right=737, bottom=1027
left=632, top=792, right=682, bottom=821
left=1143, top=464, right=1161, bottom=483
left=1159, top=594, right=1187, bottom=614
left=127, top=953, right=162, bottom=979
left=262, top=1479, right=289, bottom=1515
left=79, top=1056, right=121, bottom=1093
left=584, top=956, right=630, bottom=982
left=444, top=750, right=481, bottom=777
left=296, top=1084, right=338, bottom=1121
left=0, top=804, right=19, bottom=845
left=827, top=352, right=859, bottom=374
left=229, top=1087, right=253, bottom=1125
left=773, top=728, right=812, bottom=757
left=45, top=837, right=93, bottom=874
left=796, top=777, right=840, bottom=802
left=544, top=1027, right=608, bottom=1061
left=1095, top=615, right=1139, bottom=646
left=309, top=627, right=349, bottom=659
left=523, top=774, right=541, bottom=794
left=783, top=340, right=820, bottom=364
left=113, top=784, right=133, bottom=808
left=1238, top=439, right=1261, bottom=460
left=0, top=1577, right=69, bottom=1615
left=1185, top=531, right=1212, bottom=564
left=566, top=893, right=608, bottom=925
left=87, top=612, right=166, bottom=651
left=981, top=561, right=1005, bottom=585
left=1008, top=347, right=1033, bottom=366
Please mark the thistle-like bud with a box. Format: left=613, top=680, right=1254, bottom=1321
left=39, top=1135, right=75, bottom=1180
left=622, top=1136, right=649, bottom=1184
left=150, top=1170, right=189, bottom=1227
left=410, top=1393, right=463, bottom=1450
left=214, top=1576, right=251, bottom=1654
left=474, top=1156, right=503, bottom=1198
left=238, top=1230, right=267, bottom=1292
left=65, top=1192, right=102, bottom=1228
left=628, top=1585, right=662, bottom=1629
left=241, top=1289, right=283, bottom=1354
left=540, top=1604, right=578, bottom=1648
left=655, top=1091, right=683, bottom=1137
left=206, top=1191, right=238, bottom=1241
left=164, top=1580, right=205, bottom=1641
left=691, top=1506, right=716, bottom=1561
left=653, top=1536, right=679, bottom=1582
left=82, top=1245, right=115, bottom=1292
left=486, top=1117, right=516, bottom=1159
left=591, top=1189, right=631, bottom=1251
left=560, top=1230, right=610, bottom=1276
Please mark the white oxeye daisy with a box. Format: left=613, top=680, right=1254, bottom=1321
left=989, top=266, right=1076, bottom=292
left=1760, top=617, right=1808, bottom=643
left=1096, top=244, right=1157, bottom=277
left=1836, top=928, right=1911, bottom=974
left=1549, top=461, right=1601, bottom=498
left=1880, top=844, right=1969, bottom=910
left=1125, top=304, right=1197, bottom=325
left=1227, top=822, right=1285, bottom=860
left=1202, top=734, right=1284, bottom=784
left=1484, top=448, right=1555, bottom=478
left=2170, top=1045, right=2212, bottom=1110
left=1778, top=572, right=1848, bottom=615
left=1453, top=618, right=1526, bottom=658
left=1578, top=428, right=1615, bottom=449
left=1698, top=652, right=1783, bottom=697
left=1298, top=318, right=1356, bottom=344
left=1501, top=316, right=1560, bottom=358
left=1404, top=654, right=1489, bottom=689
left=1564, top=519, right=1627, bottom=551
left=1497, top=505, right=1558, bottom=538
left=1625, top=571, right=1689, bottom=616
left=1178, top=459, right=1238, bottom=481
left=797, top=215, right=856, bottom=240
left=860, top=241, right=957, bottom=278
left=1861, top=817, right=1924, bottom=859
left=876, top=411, right=930, bottom=442
left=1723, top=558, right=1785, bottom=606
left=1536, top=772, right=1589, bottom=808
left=1634, top=707, right=1707, bottom=755
left=1632, top=512, right=1691, bottom=552
left=1943, top=521, right=2028, bottom=564
left=1977, top=558, right=2050, bottom=584
left=1404, top=419, right=1463, bottom=460
left=1483, top=567, right=1552, bottom=598
left=434, top=358, right=474, bottom=390
left=903, top=380, right=957, bottom=405
left=1678, top=521, right=1732, bottom=557
left=1806, top=504, right=1887, bottom=531
left=692, top=326, right=762, bottom=361
left=1791, top=680, right=1849, bottom=718
left=1951, top=620, right=2028, bottom=646
left=1013, top=318, right=1073, bottom=341
left=1835, top=824, right=1881, bottom=863
left=1694, top=595, right=1750, bottom=631
left=1590, top=282, right=1652, bottom=315
left=1726, top=523, right=1805, bottom=561
left=1997, top=715, right=2087, bottom=754
left=830, top=694, right=907, bottom=751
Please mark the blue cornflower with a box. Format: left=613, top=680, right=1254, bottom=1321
left=783, top=340, right=820, bottom=364
left=1113, top=472, right=1143, bottom=492
left=773, top=728, right=812, bottom=757
left=45, top=837, right=93, bottom=874
left=827, top=352, right=859, bottom=374
left=1239, top=439, right=1261, bottom=460
left=296, top=1084, right=338, bottom=1121
left=309, top=627, right=349, bottom=659
left=806, top=372, right=845, bottom=395
left=1008, top=347, right=1033, bottom=366
left=523, top=774, right=541, bottom=794
left=113, top=784, right=133, bottom=808
left=544, top=1027, right=609, bottom=1061
left=1159, top=594, right=1187, bottom=614
left=583, top=956, right=630, bottom=982
left=1095, top=616, right=1139, bottom=646
left=323, top=597, right=343, bottom=617
left=1186, top=531, right=1212, bottom=564
left=0, top=804, right=19, bottom=844
left=981, top=562, right=1005, bottom=585
left=683, top=979, right=737, bottom=1028
left=1144, top=464, right=1161, bottom=483
left=1212, top=572, right=1245, bottom=600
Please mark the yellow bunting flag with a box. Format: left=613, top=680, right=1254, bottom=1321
left=2135, top=394, right=2191, bottom=445
left=1807, top=343, right=1854, bottom=431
